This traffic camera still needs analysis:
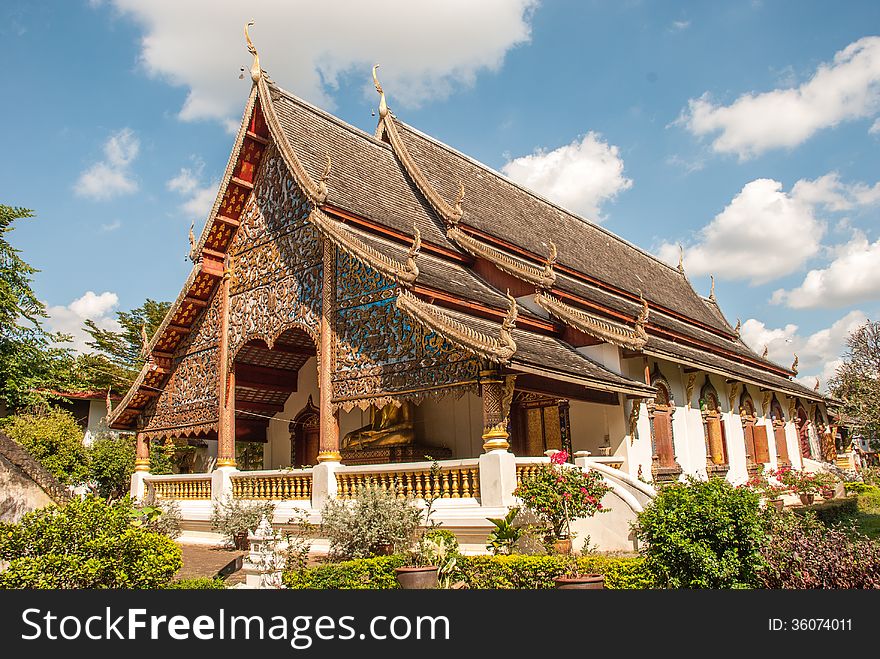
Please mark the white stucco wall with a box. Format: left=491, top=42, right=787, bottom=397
left=415, top=391, right=483, bottom=458
left=567, top=399, right=626, bottom=458
left=83, top=399, right=111, bottom=446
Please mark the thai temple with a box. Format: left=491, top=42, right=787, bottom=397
left=110, top=27, right=836, bottom=550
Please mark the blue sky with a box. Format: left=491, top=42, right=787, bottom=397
left=2, top=1, right=879, bottom=389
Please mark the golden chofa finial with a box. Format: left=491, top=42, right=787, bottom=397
left=761, top=344, right=769, bottom=359
left=677, top=244, right=685, bottom=274
left=244, top=21, right=261, bottom=83
left=452, top=181, right=465, bottom=220
left=372, top=64, right=388, bottom=118
left=709, top=275, right=716, bottom=301
left=791, top=353, right=799, bottom=375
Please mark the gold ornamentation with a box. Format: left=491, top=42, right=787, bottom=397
left=791, top=354, right=799, bottom=375
left=316, top=451, right=342, bottom=463
left=685, top=373, right=697, bottom=409
left=342, top=401, right=415, bottom=449
left=709, top=275, right=716, bottom=301
left=317, top=155, right=331, bottom=200
left=405, top=224, right=421, bottom=280
left=372, top=64, right=388, bottom=119
left=635, top=293, right=650, bottom=344
left=231, top=472, right=312, bottom=500
left=188, top=220, right=196, bottom=262
left=761, top=391, right=771, bottom=416
left=501, top=374, right=517, bottom=421
left=677, top=244, right=684, bottom=274
left=535, top=291, right=647, bottom=350
left=140, top=324, right=149, bottom=359
left=244, top=21, right=261, bottom=83
left=727, top=382, right=740, bottom=412
left=395, top=288, right=516, bottom=363
left=447, top=226, right=556, bottom=288
left=734, top=318, right=741, bottom=337
left=453, top=181, right=465, bottom=221
left=310, top=207, right=418, bottom=286
left=628, top=398, right=642, bottom=444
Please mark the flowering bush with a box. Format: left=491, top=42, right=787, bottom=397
left=740, top=467, right=788, bottom=500
left=770, top=466, right=836, bottom=497
left=513, top=451, right=611, bottom=540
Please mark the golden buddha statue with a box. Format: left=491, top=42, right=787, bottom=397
left=342, top=401, right=415, bottom=449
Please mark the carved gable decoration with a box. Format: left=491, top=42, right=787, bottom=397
left=332, top=249, right=479, bottom=411
left=227, top=146, right=322, bottom=360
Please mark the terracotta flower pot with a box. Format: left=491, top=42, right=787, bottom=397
left=554, top=574, right=605, bottom=589
left=770, top=498, right=784, bottom=513
left=552, top=538, right=572, bottom=555
left=799, top=493, right=815, bottom=506
left=394, top=566, right=439, bottom=589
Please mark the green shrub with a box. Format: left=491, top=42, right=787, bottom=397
left=320, top=481, right=422, bottom=560
left=758, top=509, right=880, bottom=588
left=88, top=433, right=136, bottom=498
left=283, top=555, right=407, bottom=589
left=1, top=407, right=89, bottom=485
left=635, top=477, right=765, bottom=588
left=165, top=577, right=227, bottom=589
left=211, top=496, right=275, bottom=548
left=0, top=496, right=181, bottom=589
left=844, top=481, right=878, bottom=495
left=456, top=554, right=652, bottom=589
left=792, top=496, right=858, bottom=526
left=282, top=553, right=651, bottom=589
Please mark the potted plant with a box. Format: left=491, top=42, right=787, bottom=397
left=770, top=466, right=829, bottom=506
left=740, top=466, right=787, bottom=512
left=394, top=459, right=446, bottom=589
left=211, top=496, right=276, bottom=550
left=514, top=450, right=611, bottom=555
left=486, top=507, right=524, bottom=555
left=553, top=558, right=605, bottom=589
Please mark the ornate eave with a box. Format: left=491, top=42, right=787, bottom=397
left=395, top=288, right=517, bottom=363
left=447, top=226, right=556, bottom=289
left=309, top=207, right=419, bottom=287
left=373, top=67, right=462, bottom=226
left=535, top=290, right=648, bottom=351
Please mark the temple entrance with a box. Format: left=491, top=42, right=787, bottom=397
left=232, top=327, right=318, bottom=463
left=509, top=392, right=571, bottom=458
left=290, top=396, right=320, bottom=467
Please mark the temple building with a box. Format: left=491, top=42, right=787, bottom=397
left=111, top=27, right=836, bottom=549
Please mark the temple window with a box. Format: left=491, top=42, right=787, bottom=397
left=648, top=366, right=680, bottom=481
left=770, top=398, right=790, bottom=466
left=700, top=378, right=728, bottom=476
left=739, top=392, right=767, bottom=473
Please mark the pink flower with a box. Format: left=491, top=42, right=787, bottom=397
left=563, top=492, right=571, bottom=499
left=551, top=450, right=568, bottom=465
left=580, top=487, right=588, bottom=495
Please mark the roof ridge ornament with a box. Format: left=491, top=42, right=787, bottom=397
left=734, top=318, right=741, bottom=337
left=188, top=219, right=196, bottom=262
left=762, top=344, right=768, bottom=359
left=452, top=181, right=465, bottom=222
left=395, top=288, right=517, bottom=362
left=139, top=324, right=149, bottom=359
left=634, top=292, right=650, bottom=343
left=709, top=275, right=716, bottom=302
left=372, top=65, right=388, bottom=119
left=244, top=21, right=261, bottom=83
left=791, top=353, right=799, bottom=375
left=543, top=241, right=557, bottom=283
left=814, top=377, right=820, bottom=392
left=447, top=225, right=556, bottom=289
left=677, top=244, right=684, bottom=274
left=317, top=155, right=331, bottom=199
left=535, top=290, right=648, bottom=351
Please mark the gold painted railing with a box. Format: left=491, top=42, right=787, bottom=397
left=231, top=471, right=312, bottom=500
left=516, top=462, right=545, bottom=486
left=147, top=477, right=212, bottom=500
left=336, top=464, right=481, bottom=500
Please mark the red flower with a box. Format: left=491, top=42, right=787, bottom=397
left=551, top=450, right=568, bottom=465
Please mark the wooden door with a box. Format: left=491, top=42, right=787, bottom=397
left=774, top=423, right=790, bottom=465
left=653, top=407, right=676, bottom=468
left=752, top=424, right=771, bottom=463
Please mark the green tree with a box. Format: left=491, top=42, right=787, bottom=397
left=0, top=205, right=79, bottom=407
left=88, top=433, right=137, bottom=498
left=0, top=407, right=89, bottom=485
left=76, top=298, right=171, bottom=391
left=829, top=320, right=880, bottom=446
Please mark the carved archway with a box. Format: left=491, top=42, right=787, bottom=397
left=290, top=395, right=320, bottom=467
left=647, top=366, right=680, bottom=481
left=700, top=378, right=728, bottom=476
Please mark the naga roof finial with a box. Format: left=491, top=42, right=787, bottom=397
left=762, top=344, right=769, bottom=359
left=452, top=181, right=465, bottom=221
left=244, top=21, right=261, bottom=83
left=188, top=219, right=196, bottom=261
left=709, top=275, right=716, bottom=301
left=405, top=223, right=421, bottom=279
left=814, top=378, right=820, bottom=392
left=677, top=244, right=685, bottom=274
left=317, top=155, right=332, bottom=199
left=139, top=324, right=149, bottom=359
left=635, top=291, right=650, bottom=342
left=543, top=240, right=558, bottom=282
left=734, top=317, right=741, bottom=336
left=502, top=289, right=518, bottom=332
left=791, top=353, right=799, bottom=375
left=372, top=64, right=388, bottom=118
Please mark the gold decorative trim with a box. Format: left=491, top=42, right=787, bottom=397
left=447, top=226, right=556, bottom=288
left=244, top=21, right=261, bottom=83
left=372, top=68, right=462, bottom=225
left=216, top=458, right=238, bottom=468
left=309, top=208, right=418, bottom=286
left=395, top=288, right=517, bottom=363
left=534, top=291, right=647, bottom=351
left=791, top=354, right=799, bottom=375
left=134, top=459, right=150, bottom=472
left=316, top=451, right=342, bottom=463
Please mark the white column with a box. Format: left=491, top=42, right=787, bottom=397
left=478, top=450, right=517, bottom=507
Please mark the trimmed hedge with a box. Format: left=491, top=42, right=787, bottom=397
left=792, top=496, right=858, bottom=526
left=283, top=554, right=652, bottom=590
left=165, top=577, right=227, bottom=589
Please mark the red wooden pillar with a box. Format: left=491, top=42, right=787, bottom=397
left=317, top=239, right=340, bottom=462
left=134, top=432, right=150, bottom=472
left=217, top=257, right=236, bottom=468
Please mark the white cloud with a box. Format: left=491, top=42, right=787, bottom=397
left=871, top=118, right=880, bottom=134
left=167, top=159, right=218, bottom=220
left=100, top=219, right=122, bottom=232
left=657, top=178, right=824, bottom=284
left=680, top=36, right=880, bottom=159
left=500, top=132, right=633, bottom=220
left=790, top=172, right=880, bottom=211
left=99, top=0, right=537, bottom=126
left=740, top=310, right=868, bottom=390
left=670, top=20, right=691, bottom=31
left=772, top=232, right=880, bottom=308
left=75, top=128, right=140, bottom=200
left=45, top=291, right=121, bottom=354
